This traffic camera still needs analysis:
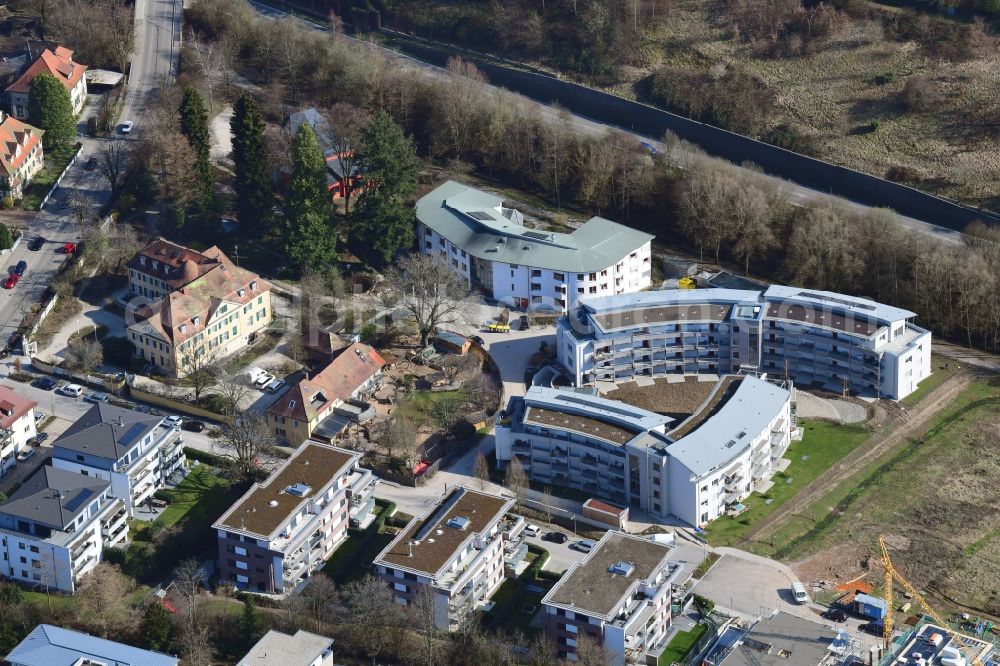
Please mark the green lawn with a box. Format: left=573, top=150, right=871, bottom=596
left=703, top=420, right=872, bottom=547
left=322, top=503, right=414, bottom=585
left=21, top=147, right=79, bottom=210
left=397, top=388, right=470, bottom=429
left=659, top=624, right=708, bottom=666
left=900, top=354, right=960, bottom=407
left=155, top=464, right=232, bottom=529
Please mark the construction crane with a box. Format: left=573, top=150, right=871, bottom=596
left=879, top=536, right=985, bottom=666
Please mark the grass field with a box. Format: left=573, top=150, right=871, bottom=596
left=659, top=624, right=708, bottom=666
left=779, top=376, right=1000, bottom=616
left=155, top=464, right=232, bottom=529
left=703, top=420, right=872, bottom=547
left=900, top=355, right=962, bottom=407
left=396, top=387, right=470, bottom=429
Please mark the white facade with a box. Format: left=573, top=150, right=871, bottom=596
left=416, top=181, right=654, bottom=313
left=0, top=400, right=37, bottom=477
left=558, top=286, right=932, bottom=400
left=496, top=378, right=792, bottom=527
left=52, top=421, right=184, bottom=518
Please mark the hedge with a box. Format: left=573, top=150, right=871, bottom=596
left=525, top=544, right=551, bottom=580
left=374, top=500, right=396, bottom=531
left=183, top=446, right=227, bottom=468
left=537, top=569, right=563, bottom=582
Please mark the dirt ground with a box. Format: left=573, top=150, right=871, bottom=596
left=775, top=371, right=1000, bottom=617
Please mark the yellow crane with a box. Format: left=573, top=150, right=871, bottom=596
left=879, top=536, right=985, bottom=666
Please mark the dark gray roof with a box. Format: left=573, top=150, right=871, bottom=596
left=721, top=612, right=837, bottom=666
left=285, top=108, right=333, bottom=151
left=0, top=467, right=109, bottom=530
left=5, top=624, right=178, bottom=666
left=52, top=403, right=162, bottom=461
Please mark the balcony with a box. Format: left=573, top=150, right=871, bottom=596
left=723, top=473, right=742, bottom=489
left=71, top=538, right=95, bottom=560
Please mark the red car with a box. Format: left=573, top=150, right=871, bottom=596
left=61, top=243, right=77, bottom=254
left=4, top=273, right=20, bottom=289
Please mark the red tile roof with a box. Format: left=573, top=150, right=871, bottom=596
left=127, top=238, right=234, bottom=291
left=6, top=47, right=87, bottom=95
left=0, top=385, right=37, bottom=429
left=269, top=343, right=385, bottom=422
left=0, top=117, right=42, bottom=178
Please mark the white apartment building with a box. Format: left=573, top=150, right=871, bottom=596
left=237, top=629, right=335, bottom=666
left=416, top=181, right=654, bottom=313
left=542, top=531, right=680, bottom=665
left=496, top=377, right=792, bottom=527
left=50, top=404, right=185, bottom=517
left=0, top=467, right=128, bottom=593
left=373, top=487, right=516, bottom=630
left=214, top=441, right=376, bottom=595
left=0, top=386, right=37, bottom=477
left=558, top=285, right=931, bottom=400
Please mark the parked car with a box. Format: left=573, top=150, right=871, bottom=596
left=16, top=447, right=36, bottom=462
left=572, top=539, right=596, bottom=553
left=28, top=432, right=49, bottom=446
left=371, top=474, right=382, bottom=486
left=14, top=260, right=27, bottom=276
left=823, top=608, right=848, bottom=623
left=860, top=621, right=884, bottom=636
left=253, top=373, right=274, bottom=390
left=85, top=392, right=110, bottom=403
left=28, top=236, right=44, bottom=251
left=524, top=524, right=541, bottom=538
left=182, top=419, right=206, bottom=433
left=3, top=273, right=19, bottom=289
left=85, top=156, right=98, bottom=170
left=163, top=415, right=183, bottom=428
left=791, top=581, right=810, bottom=604
left=61, top=243, right=77, bottom=254
left=33, top=377, right=57, bottom=390
left=58, top=384, right=84, bottom=397
left=120, top=120, right=134, bottom=134
left=470, top=335, right=485, bottom=347
left=265, top=378, right=286, bottom=394
left=543, top=531, right=568, bottom=544
left=34, top=410, right=44, bottom=424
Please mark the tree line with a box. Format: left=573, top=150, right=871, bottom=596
left=183, top=0, right=1000, bottom=354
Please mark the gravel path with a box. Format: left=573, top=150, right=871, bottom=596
left=795, top=391, right=868, bottom=424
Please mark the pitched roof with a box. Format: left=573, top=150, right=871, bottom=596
left=4, top=624, right=178, bottom=666
left=51, top=403, right=162, bottom=461
left=6, top=46, right=87, bottom=95
left=416, top=181, right=654, bottom=273
left=126, top=238, right=233, bottom=291
left=0, top=116, right=42, bottom=178
left=237, top=629, right=334, bottom=666
left=268, top=343, right=385, bottom=422
left=0, top=385, right=37, bottom=429
left=0, top=467, right=109, bottom=531
left=130, top=259, right=269, bottom=345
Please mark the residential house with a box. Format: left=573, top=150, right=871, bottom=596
left=372, top=487, right=515, bottom=630
left=558, top=285, right=932, bottom=400
left=267, top=342, right=385, bottom=445
left=284, top=108, right=365, bottom=201
left=704, top=612, right=839, bottom=666
left=49, top=403, right=185, bottom=517
left=237, top=629, right=335, bottom=666
left=4, top=624, right=177, bottom=665
left=126, top=240, right=272, bottom=377
left=213, top=441, right=376, bottom=595
left=416, top=181, right=654, bottom=313
left=0, top=385, right=37, bottom=476
left=0, top=467, right=128, bottom=593
left=541, top=531, right=680, bottom=665
left=5, top=46, right=88, bottom=118
left=496, top=377, right=792, bottom=527
left=0, top=116, right=43, bottom=199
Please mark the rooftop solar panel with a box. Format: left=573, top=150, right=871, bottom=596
left=467, top=210, right=495, bottom=221
left=64, top=488, right=95, bottom=513
left=522, top=231, right=550, bottom=240
left=119, top=422, right=147, bottom=447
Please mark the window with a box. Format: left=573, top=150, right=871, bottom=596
left=554, top=273, right=565, bottom=281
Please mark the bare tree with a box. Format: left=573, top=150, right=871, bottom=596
left=172, top=558, right=203, bottom=635
left=386, top=253, right=471, bottom=347
left=377, top=411, right=416, bottom=465
left=440, top=352, right=477, bottom=384
left=473, top=451, right=491, bottom=491
left=409, top=586, right=441, bottom=666
left=504, top=456, right=528, bottom=506
left=215, top=412, right=277, bottom=482
left=68, top=190, right=96, bottom=232
left=106, top=219, right=139, bottom=275
left=541, top=485, right=555, bottom=524
left=65, top=337, right=103, bottom=377
left=98, top=140, right=132, bottom=199
left=184, top=31, right=224, bottom=111
left=76, top=562, right=130, bottom=637
left=179, top=350, right=219, bottom=405
left=214, top=368, right=251, bottom=417
left=301, top=573, right=338, bottom=632
left=177, top=625, right=213, bottom=666
left=105, top=0, right=134, bottom=74
left=342, top=575, right=401, bottom=665
left=321, top=102, right=370, bottom=218
left=574, top=632, right=613, bottom=666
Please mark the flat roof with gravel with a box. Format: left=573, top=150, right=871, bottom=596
left=604, top=376, right=720, bottom=419
left=543, top=531, right=674, bottom=620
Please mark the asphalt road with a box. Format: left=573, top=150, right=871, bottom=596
left=249, top=1, right=964, bottom=246
left=0, top=0, right=180, bottom=352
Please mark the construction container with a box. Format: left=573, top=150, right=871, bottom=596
left=854, top=593, right=888, bottom=620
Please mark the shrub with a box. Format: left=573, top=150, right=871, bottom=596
left=0, top=197, right=13, bottom=210
left=765, top=124, right=820, bottom=156
left=693, top=593, right=716, bottom=617
left=183, top=446, right=227, bottom=467
left=0, top=224, right=12, bottom=250
left=901, top=76, right=938, bottom=113
left=101, top=336, right=137, bottom=368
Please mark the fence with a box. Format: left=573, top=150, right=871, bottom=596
left=128, top=385, right=227, bottom=422
left=39, top=144, right=83, bottom=211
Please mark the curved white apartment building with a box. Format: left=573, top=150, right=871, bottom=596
left=495, top=376, right=792, bottom=527
left=416, top=181, right=654, bottom=313
left=557, top=285, right=931, bottom=400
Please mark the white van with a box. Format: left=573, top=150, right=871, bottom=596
left=792, top=581, right=810, bottom=604
left=524, top=524, right=541, bottom=538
